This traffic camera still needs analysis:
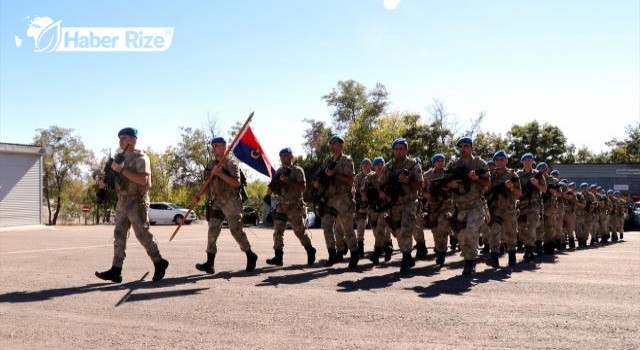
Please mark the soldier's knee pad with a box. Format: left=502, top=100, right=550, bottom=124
left=211, top=209, right=225, bottom=220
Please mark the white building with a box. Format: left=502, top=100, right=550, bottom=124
left=0, top=143, right=46, bottom=227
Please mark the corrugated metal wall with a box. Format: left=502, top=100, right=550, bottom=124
left=552, top=164, right=640, bottom=198
left=0, top=152, right=42, bottom=226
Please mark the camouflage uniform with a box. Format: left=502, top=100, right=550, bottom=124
left=319, top=154, right=358, bottom=264
left=354, top=170, right=370, bottom=248
left=362, top=171, right=391, bottom=264
left=486, top=168, right=520, bottom=257
left=379, top=157, right=423, bottom=270
left=517, top=169, right=546, bottom=261
left=446, top=156, right=490, bottom=263
left=205, top=158, right=252, bottom=255
left=574, top=191, right=588, bottom=247
left=112, top=150, right=163, bottom=268
left=584, top=190, right=599, bottom=245
left=597, top=192, right=612, bottom=243
left=271, top=165, right=313, bottom=252
left=537, top=175, right=561, bottom=253
left=423, top=167, right=453, bottom=265
left=562, top=189, right=580, bottom=249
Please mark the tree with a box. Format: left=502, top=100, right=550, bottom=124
left=605, top=122, right=640, bottom=163
left=301, top=118, right=334, bottom=161
left=322, top=80, right=389, bottom=132
left=34, top=126, right=92, bottom=225
left=506, top=121, right=568, bottom=167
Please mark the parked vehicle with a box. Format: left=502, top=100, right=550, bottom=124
left=148, top=202, right=197, bottom=225
left=286, top=206, right=319, bottom=229
left=222, top=206, right=261, bottom=227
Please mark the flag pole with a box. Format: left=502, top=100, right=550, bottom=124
left=169, top=111, right=254, bottom=241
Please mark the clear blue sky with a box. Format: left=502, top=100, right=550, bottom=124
left=1, top=0, right=638, bottom=179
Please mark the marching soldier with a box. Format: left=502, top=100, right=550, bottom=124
left=355, top=158, right=374, bottom=257
left=485, top=150, right=521, bottom=267
left=444, top=137, right=490, bottom=275
left=365, top=157, right=393, bottom=265
left=95, top=127, right=169, bottom=283
left=422, top=153, right=454, bottom=267
left=517, top=153, right=547, bottom=263
left=379, top=138, right=423, bottom=272
left=562, top=182, right=582, bottom=249
left=314, top=135, right=359, bottom=269
left=589, top=185, right=600, bottom=245
left=265, top=147, right=316, bottom=266
left=536, top=163, right=561, bottom=255
left=574, top=183, right=589, bottom=248
left=195, top=137, right=258, bottom=275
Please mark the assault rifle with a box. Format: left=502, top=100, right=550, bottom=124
left=96, top=145, right=128, bottom=204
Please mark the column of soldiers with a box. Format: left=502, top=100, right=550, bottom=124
left=96, top=130, right=629, bottom=284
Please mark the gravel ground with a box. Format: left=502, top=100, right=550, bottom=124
left=1, top=223, right=638, bottom=350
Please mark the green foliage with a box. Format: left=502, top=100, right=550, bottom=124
left=506, top=120, right=568, bottom=167
left=34, top=126, right=92, bottom=225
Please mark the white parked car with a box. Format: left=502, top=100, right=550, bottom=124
left=148, top=202, right=197, bottom=225
left=286, top=206, right=318, bottom=229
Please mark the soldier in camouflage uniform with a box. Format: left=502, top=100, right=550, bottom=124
left=195, top=137, right=258, bottom=275
left=96, top=127, right=169, bottom=283
left=589, top=185, right=601, bottom=246
left=550, top=171, right=566, bottom=250
left=314, top=135, right=359, bottom=269
left=612, top=191, right=625, bottom=241
left=535, top=163, right=561, bottom=255
left=573, top=183, right=589, bottom=248
left=379, top=138, right=423, bottom=272
left=422, top=153, right=454, bottom=267
left=485, top=150, right=521, bottom=267
left=354, top=158, right=374, bottom=257
left=562, top=182, right=582, bottom=249
left=597, top=187, right=612, bottom=244
left=444, top=137, right=490, bottom=275
left=265, top=147, right=316, bottom=266
left=517, top=153, right=547, bottom=263
left=365, top=157, right=393, bottom=265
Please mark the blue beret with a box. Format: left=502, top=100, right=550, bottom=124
left=456, top=137, right=473, bottom=148
left=493, top=150, right=508, bottom=160
left=391, top=138, right=408, bottom=149
left=550, top=170, right=560, bottom=176
left=580, top=183, right=589, bottom=189
left=361, top=158, right=372, bottom=165
left=614, top=190, right=620, bottom=195
left=329, top=135, right=344, bottom=144
left=279, top=147, right=292, bottom=155
left=210, top=137, right=226, bottom=145
left=568, top=182, right=575, bottom=187
left=606, top=189, right=613, bottom=194
left=536, top=162, right=548, bottom=170
left=487, top=160, right=495, bottom=166
left=520, top=153, right=534, bottom=162
left=118, top=127, right=138, bottom=138
left=431, top=153, right=444, bottom=163
left=589, top=184, right=597, bottom=190
left=372, top=157, right=385, bottom=166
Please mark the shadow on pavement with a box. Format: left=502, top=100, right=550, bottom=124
left=0, top=272, right=215, bottom=305
left=408, top=262, right=539, bottom=298
left=336, top=263, right=442, bottom=292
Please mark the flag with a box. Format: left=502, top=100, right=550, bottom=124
left=233, top=125, right=274, bottom=178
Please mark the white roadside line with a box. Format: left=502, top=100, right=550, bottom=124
left=1, top=237, right=206, bottom=255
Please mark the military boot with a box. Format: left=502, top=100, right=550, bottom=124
left=325, top=248, right=339, bottom=267
left=348, top=250, right=360, bottom=269
left=600, top=235, right=609, bottom=244
left=488, top=252, right=500, bottom=268
left=414, top=241, right=428, bottom=260
left=357, top=241, right=365, bottom=258
left=369, top=246, right=383, bottom=265
left=568, top=238, right=576, bottom=249
left=435, top=251, right=446, bottom=267
left=95, top=266, right=122, bottom=283
left=499, top=243, right=507, bottom=255
left=400, top=252, right=415, bottom=273
left=508, top=251, right=517, bottom=267
left=523, top=245, right=535, bottom=263
left=266, top=249, right=284, bottom=266
left=620, top=232, right=624, bottom=240
left=534, top=240, right=543, bottom=255
left=335, top=248, right=347, bottom=263
left=450, top=235, right=459, bottom=251
left=462, top=259, right=476, bottom=276
left=152, top=258, right=169, bottom=282
left=384, top=241, right=393, bottom=262
left=195, top=253, right=216, bottom=274
left=543, top=241, right=555, bottom=255
left=304, top=246, right=316, bottom=265
left=556, top=239, right=566, bottom=251
left=516, top=240, right=524, bottom=252
left=611, top=233, right=619, bottom=242
left=245, top=249, right=258, bottom=272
